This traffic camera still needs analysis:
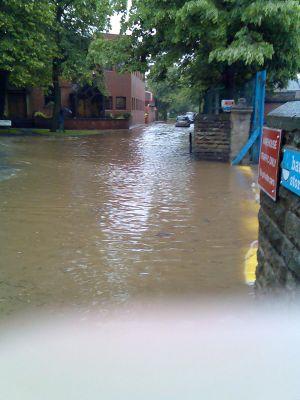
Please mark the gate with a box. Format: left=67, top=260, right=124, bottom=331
left=232, top=70, right=266, bottom=165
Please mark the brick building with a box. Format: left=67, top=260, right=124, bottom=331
left=5, top=33, right=146, bottom=129
left=6, top=67, right=146, bottom=129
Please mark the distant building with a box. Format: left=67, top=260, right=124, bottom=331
left=6, top=70, right=145, bottom=129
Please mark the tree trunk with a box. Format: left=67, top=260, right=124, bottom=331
left=50, top=60, right=62, bottom=132
left=161, top=109, right=167, bottom=121
left=0, top=70, right=8, bottom=119
left=50, top=5, right=63, bottom=132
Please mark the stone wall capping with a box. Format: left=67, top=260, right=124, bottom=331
left=231, top=106, right=253, bottom=114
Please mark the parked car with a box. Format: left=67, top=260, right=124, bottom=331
left=185, top=112, right=196, bottom=123
left=175, top=115, right=191, bottom=127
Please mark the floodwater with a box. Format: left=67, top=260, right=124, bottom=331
left=0, top=124, right=259, bottom=318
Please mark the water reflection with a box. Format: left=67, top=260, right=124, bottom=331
left=0, top=124, right=259, bottom=317
left=244, top=241, right=258, bottom=286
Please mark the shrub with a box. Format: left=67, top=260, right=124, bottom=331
left=33, top=111, right=50, bottom=119
left=122, top=112, right=131, bottom=120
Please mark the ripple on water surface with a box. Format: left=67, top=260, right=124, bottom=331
left=0, top=124, right=259, bottom=317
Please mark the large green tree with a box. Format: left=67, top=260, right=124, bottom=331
left=48, top=0, right=114, bottom=131
left=122, top=0, right=300, bottom=104
left=0, top=0, right=54, bottom=118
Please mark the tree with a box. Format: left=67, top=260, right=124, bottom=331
left=123, top=0, right=300, bottom=106
left=0, top=0, right=54, bottom=118
left=147, top=66, right=198, bottom=120
left=48, top=0, right=114, bottom=131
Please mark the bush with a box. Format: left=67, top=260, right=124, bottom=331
left=111, top=113, right=131, bottom=120
left=105, top=112, right=114, bottom=119
left=122, top=112, right=131, bottom=120
left=34, top=111, right=50, bottom=119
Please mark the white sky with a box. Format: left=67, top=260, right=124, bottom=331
left=110, top=1, right=131, bottom=34
left=110, top=14, right=122, bottom=34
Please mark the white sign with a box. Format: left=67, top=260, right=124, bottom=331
left=0, top=120, right=12, bottom=127
left=221, top=100, right=235, bottom=112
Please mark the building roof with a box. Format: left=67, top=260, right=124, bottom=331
left=268, top=101, right=300, bottom=118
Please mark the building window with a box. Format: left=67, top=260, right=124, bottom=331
left=116, top=96, right=126, bottom=110
left=105, top=96, right=113, bottom=110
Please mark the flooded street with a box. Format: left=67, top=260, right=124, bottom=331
left=0, top=124, right=259, bottom=318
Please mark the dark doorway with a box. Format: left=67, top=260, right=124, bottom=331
left=70, top=85, right=105, bottom=118
left=7, top=90, right=27, bottom=118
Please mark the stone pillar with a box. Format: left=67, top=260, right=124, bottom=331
left=256, top=102, right=300, bottom=293
left=230, top=106, right=253, bottom=163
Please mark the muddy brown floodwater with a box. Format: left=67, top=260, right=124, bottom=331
left=0, top=124, right=259, bottom=318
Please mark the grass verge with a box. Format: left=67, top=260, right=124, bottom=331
left=0, top=128, right=116, bottom=137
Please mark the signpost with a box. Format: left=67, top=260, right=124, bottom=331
left=258, top=127, right=282, bottom=201
left=281, top=148, right=300, bottom=197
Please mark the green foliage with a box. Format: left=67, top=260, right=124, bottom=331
left=50, top=0, right=114, bottom=84
left=0, top=0, right=54, bottom=87
left=114, top=112, right=131, bottom=119
left=147, top=67, right=198, bottom=119
left=46, top=0, right=116, bottom=130
left=122, top=112, right=131, bottom=120
left=88, top=33, right=137, bottom=74
left=123, top=0, right=300, bottom=93
left=33, top=111, right=50, bottom=119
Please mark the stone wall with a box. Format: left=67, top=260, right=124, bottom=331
left=33, top=117, right=130, bottom=130
left=194, top=107, right=252, bottom=163
left=256, top=115, right=300, bottom=293
left=194, top=114, right=231, bottom=161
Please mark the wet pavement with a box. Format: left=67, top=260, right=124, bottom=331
left=0, top=123, right=259, bottom=318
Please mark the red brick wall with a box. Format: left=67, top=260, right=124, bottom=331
left=131, top=72, right=145, bottom=125
left=19, top=69, right=146, bottom=128
left=35, top=117, right=130, bottom=130
left=27, top=88, right=45, bottom=117
left=65, top=118, right=129, bottom=130
left=104, top=70, right=131, bottom=115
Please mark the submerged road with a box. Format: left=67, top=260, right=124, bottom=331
left=0, top=123, right=259, bottom=318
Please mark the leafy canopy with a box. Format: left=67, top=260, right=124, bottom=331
left=122, top=0, right=300, bottom=91
left=49, top=0, right=114, bottom=84
left=0, top=0, right=54, bottom=87
left=147, top=66, right=198, bottom=118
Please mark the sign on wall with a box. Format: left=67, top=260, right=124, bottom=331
left=281, top=148, right=300, bottom=197
left=221, top=100, right=235, bottom=112
left=258, top=127, right=282, bottom=201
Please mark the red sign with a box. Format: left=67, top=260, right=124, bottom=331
left=258, top=127, right=282, bottom=201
